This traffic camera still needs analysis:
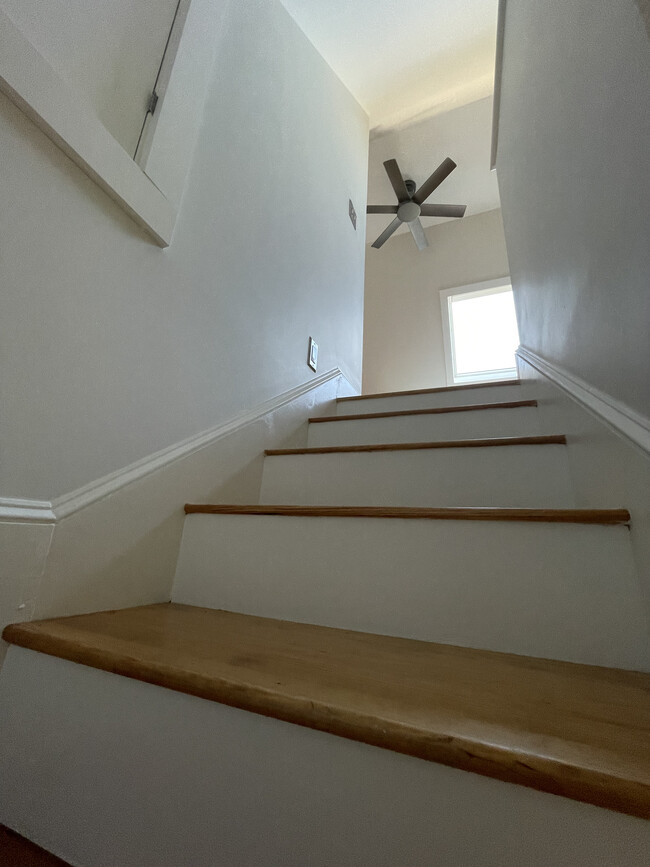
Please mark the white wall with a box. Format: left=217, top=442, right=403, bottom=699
left=363, top=209, right=509, bottom=394
left=0, top=0, right=367, bottom=503
left=0, top=0, right=367, bottom=637
left=0, top=372, right=354, bottom=667
left=497, top=0, right=650, bottom=421
left=517, top=354, right=650, bottom=619
left=0, top=0, right=180, bottom=155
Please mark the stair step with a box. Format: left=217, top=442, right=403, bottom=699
left=308, top=401, right=543, bottom=446
left=312, top=399, right=538, bottom=424
left=338, top=379, right=522, bottom=402
left=184, top=504, right=628, bottom=524
left=260, top=438, right=574, bottom=508
left=336, top=380, right=525, bottom=414
left=173, top=509, right=645, bottom=668
left=265, top=434, right=567, bottom=455
left=4, top=603, right=649, bottom=819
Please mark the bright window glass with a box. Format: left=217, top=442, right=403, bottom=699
left=444, top=284, right=520, bottom=384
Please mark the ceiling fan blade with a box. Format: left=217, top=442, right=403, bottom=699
left=419, top=204, right=467, bottom=218
left=367, top=205, right=399, bottom=214
left=413, top=157, right=457, bottom=205
left=383, top=159, right=410, bottom=202
left=371, top=217, right=402, bottom=249
left=409, top=218, right=429, bottom=251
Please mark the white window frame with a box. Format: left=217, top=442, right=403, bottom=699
left=0, top=1, right=199, bottom=247
left=440, top=276, right=517, bottom=386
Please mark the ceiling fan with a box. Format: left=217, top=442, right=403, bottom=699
left=367, top=157, right=467, bottom=250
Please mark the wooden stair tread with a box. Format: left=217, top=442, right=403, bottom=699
left=310, top=399, right=537, bottom=423
left=338, top=379, right=521, bottom=402
left=265, top=435, right=566, bottom=456
left=4, top=603, right=650, bottom=818
left=183, top=504, right=630, bottom=524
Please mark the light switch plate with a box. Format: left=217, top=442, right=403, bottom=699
left=348, top=199, right=357, bottom=230
left=308, top=337, right=318, bottom=372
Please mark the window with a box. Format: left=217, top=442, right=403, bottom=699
left=440, top=278, right=520, bottom=385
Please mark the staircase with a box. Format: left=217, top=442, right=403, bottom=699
left=1, top=379, right=649, bottom=865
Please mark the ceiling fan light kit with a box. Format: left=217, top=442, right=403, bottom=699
left=367, top=157, right=467, bottom=250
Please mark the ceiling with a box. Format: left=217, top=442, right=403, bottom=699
left=278, top=0, right=499, bottom=132
left=279, top=0, right=500, bottom=246
left=366, top=96, right=501, bottom=243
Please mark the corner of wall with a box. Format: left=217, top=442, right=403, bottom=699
left=516, top=350, right=650, bottom=625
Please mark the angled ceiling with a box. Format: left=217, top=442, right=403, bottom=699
left=278, top=0, right=499, bottom=131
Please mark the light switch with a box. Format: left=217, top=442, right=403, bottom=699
left=308, top=337, right=318, bottom=372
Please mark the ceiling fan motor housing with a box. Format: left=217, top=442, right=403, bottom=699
left=404, top=179, right=417, bottom=196
left=397, top=200, right=421, bottom=223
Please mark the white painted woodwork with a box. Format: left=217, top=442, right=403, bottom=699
left=0, top=0, right=225, bottom=243
left=0, top=9, right=175, bottom=246
left=308, top=405, right=543, bottom=447
left=172, top=514, right=648, bottom=670
left=0, top=0, right=180, bottom=156
left=260, top=443, right=575, bottom=508
left=337, top=382, right=527, bottom=414
left=2, top=648, right=648, bottom=867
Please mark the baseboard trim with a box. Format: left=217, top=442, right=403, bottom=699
left=0, top=368, right=345, bottom=524
left=516, top=347, right=650, bottom=457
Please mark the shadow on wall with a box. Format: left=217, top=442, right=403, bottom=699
left=636, top=0, right=650, bottom=37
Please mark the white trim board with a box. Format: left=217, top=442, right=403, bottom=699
left=439, top=276, right=514, bottom=386
left=490, top=0, right=507, bottom=171
left=0, top=499, right=56, bottom=524
left=0, top=368, right=346, bottom=524
left=0, top=9, right=176, bottom=246
left=517, top=347, right=650, bottom=458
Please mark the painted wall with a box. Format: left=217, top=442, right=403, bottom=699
left=0, top=0, right=180, bottom=155
left=517, top=355, right=650, bottom=619
left=0, top=0, right=367, bottom=641
left=0, top=0, right=367, bottom=503
left=363, top=209, right=509, bottom=394
left=497, top=0, right=650, bottom=421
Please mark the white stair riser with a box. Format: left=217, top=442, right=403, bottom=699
left=308, top=407, right=542, bottom=447
left=260, top=446, right=574, bottom=508
left=2, top=649, right=648, bottom=867
left=336, top=384, right=530, bottom=415
left=172, top=515, right=648, bottom=670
